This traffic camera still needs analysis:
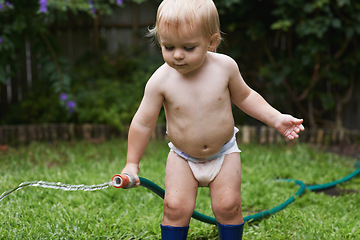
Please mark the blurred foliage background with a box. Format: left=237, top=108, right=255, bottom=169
left=0, top=0, right=359, bottom=131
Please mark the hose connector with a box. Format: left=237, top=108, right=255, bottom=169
left=111, top=173, right=136, bottom=189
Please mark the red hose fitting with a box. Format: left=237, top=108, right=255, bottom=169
left=111, top=173, right=135, bottom=189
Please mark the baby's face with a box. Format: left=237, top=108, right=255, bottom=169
left=159, top=24, right=211, bottom=75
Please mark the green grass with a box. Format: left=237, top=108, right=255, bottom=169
left=0, top=140, right=359, bottom=239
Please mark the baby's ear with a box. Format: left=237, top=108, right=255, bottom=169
left=208, top=33, right=221, bottom=52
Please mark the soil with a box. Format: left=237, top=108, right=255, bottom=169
left=313, top=186, right=360, bottom=196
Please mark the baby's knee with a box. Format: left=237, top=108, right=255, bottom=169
left=163, top=196, right=194, bottom=221
left=213, top=197, right=241, bottom=219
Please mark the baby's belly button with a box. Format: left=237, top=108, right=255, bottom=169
left=197, top=145, right=217, bottom=156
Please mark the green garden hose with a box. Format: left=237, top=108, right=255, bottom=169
left=307, top=164, right=360, bottom=191
left=2, top=162, right=358, bottom=225
left=139, top=177, right=307, bottom=224
left=113, top=162, right=360, bottom=225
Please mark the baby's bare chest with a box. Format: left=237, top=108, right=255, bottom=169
left=163, top=77, right=230, bottom=111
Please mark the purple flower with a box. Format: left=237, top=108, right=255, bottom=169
left=60, top=93, right=68, bottom=101
left=66, top=100, right=76, bottom=113
left=1, top=1, right=13, bottom=9
left=89, top=0, right=96, bottom=14
left=39, top=0, right=48, bottom=13
left=0, top=37, right=2, bottom=44
left=117, top=0, right=123, bottom=5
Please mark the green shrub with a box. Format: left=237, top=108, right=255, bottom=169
left=71, top=53, right=162, bottom=129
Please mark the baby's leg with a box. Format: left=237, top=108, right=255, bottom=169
left=210, top=153, right=244, bottom=239
left=162, top=151, right=198, bottom=227
left=209, top=152, right=243, bottom=224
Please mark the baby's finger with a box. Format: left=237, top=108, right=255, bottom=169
left=288, top=130, right=299, bottom=140
left=287, top=135, right=295, bottom=140
left=292, top=118, right=304, bottom=125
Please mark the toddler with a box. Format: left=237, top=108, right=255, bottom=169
left=121, top=0, right=304, bottom=239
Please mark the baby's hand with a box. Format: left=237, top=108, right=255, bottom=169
left=121, top=163, right=141, bottom=187
left=274, top=114, right=305, bottom=140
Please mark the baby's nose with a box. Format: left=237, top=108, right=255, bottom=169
left=173, top=49, right=185, bottom=60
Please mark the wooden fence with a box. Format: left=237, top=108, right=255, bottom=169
left=0, top=124, right=125, bottom=145
left=1, top=124, right=359, bottom=146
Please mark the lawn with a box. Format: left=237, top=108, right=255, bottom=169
left=0, top=140, right=359, bottom=239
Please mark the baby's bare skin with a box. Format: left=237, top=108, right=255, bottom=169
left=129, top=49, right=288, bottom=159
left=162, top=53, right=235, bottom=158
left=132, top=53, right=243, bottom=160
left=124, top=49, right=304, bottom=176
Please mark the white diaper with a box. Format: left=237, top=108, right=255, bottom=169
left=168, top=127, right=241, bottom=187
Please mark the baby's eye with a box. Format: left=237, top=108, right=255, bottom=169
left=184, top=46, right=195, bottom=52
left=164, top=46, right=174, bottom=51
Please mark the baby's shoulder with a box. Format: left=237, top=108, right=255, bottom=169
left=145, top=63, right=174, bottom=91
left=208, top=52, right=237, bottom=66
left=148, top=64, right=171, bottom=83
left=208, top=52, right=239, bottom=72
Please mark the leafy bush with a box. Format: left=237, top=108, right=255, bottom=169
left=71, top=52, right=162, bottom=129
left=2, top=83, right=70, bottom=124
left=215, top=0, right=360, bottom=128
left=0, top=0, right=161, bottom=128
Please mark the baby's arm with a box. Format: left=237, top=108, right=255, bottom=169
left=235, top=89, right=304, bottom=140
left=121, top=73, right=164, bottom=186
left=227, top=58, right=304, bottom=140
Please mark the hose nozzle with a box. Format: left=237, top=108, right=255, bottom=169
left=111, top=173, right=136, bottom=189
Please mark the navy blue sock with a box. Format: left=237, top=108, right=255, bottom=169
left=217, top=222, right=244, bottom=240
left=161, top=224, right=189, bottom=240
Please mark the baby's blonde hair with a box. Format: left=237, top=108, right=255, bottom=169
left=148, top=0, right=221, bottom=50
